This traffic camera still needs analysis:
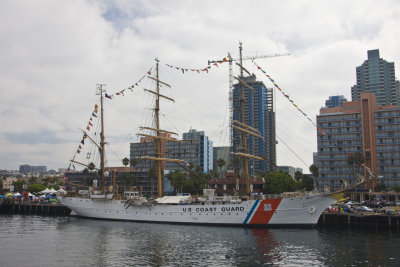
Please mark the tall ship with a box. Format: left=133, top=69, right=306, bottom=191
left=59, top=46, right=376, bottom=227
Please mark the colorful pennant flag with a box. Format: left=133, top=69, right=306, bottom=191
left=165, top=56, right=229, bottom=75
left=251, top=60, right=326, bottom=136
left=104, top=67, right=153, bottom=100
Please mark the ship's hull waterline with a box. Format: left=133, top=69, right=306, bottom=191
left=59, top=195, right=337, bottom=227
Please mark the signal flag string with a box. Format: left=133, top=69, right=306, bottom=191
left=251, top=60, right=326, bottom=136
left=165, top=57, right=229, bottom=74
left=104, top=67, right=153, bottom=100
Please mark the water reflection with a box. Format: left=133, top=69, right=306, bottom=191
left=0, top=215, right=399, bottom=266
left=247, top=228, right=282, bottom=265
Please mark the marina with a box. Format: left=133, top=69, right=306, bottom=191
left=2, top=1, right=400, bottom=266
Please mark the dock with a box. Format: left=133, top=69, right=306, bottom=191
left=0, top=202, right=71, bottom=216
left=318, top=212, right=400, bottom=230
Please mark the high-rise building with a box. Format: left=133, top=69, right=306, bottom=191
left=182, top=129, right=213, bottom=173
left=316, top=93, right=400, bottom=191
left=325, top=95, right=347, bottom=108
left=351, top=49, right=400, bottom=106
left=232, top=74, right=276, bottom=175
left=130, top=129, right=213, bottom=174
left=19, top=164, right=47, bottom=174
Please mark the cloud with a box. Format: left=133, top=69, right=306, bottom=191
left=1, top=0, right=400, bottom=171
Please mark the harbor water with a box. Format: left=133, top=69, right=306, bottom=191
left=0, top=215, right=399, bottom=266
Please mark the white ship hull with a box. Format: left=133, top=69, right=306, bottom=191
left=59, top=194, right=337, bottom=227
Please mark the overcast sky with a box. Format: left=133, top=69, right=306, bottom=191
left=1, top=0, right=400, bottom=172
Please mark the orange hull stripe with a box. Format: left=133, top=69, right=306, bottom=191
left=249, top=199, right=282, bottom=224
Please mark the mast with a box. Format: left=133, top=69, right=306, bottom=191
left=98, top=84, right=106, bottom=194
left=138, top=58, right=183, bottom=198
left=155, top=59, right=163, bottom=198
left=238, top=42, right=251, bottom=195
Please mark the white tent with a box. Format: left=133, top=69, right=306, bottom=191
left=48, top=188, right=58, bottom=194
left=13, top=192, right=22, bottom=197
left=28, top=192, right=34, bottom=197
left=40, top=188, right=51, bottom=194
left=57, top=188, right=67, bottom=195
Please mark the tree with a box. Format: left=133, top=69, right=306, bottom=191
left=12, top=180, right=26, bottom=193
left=232, top=157, right=241, bottom=178
left=118, top=172, right=136, bottom=191
left=208, top=169, right=219, bottom=179
left=216, top=158, right=226, bottom=178
left=28, top=176, right=37, bottom=185
left=88, top=162, right=96, bottom=171
left=294, top=171, right=302, bottom=181
left=255, top=171, right=266, bottom=179
left=309, top=164, right=318, bottom=178
left=394, top=186, right=400, bottom=192
left=122, top=157, right=130, bottom=167
left=167, top=170, right=187, bottom=193
left=27, top=183, right=46, bottom=194
left=298, top=174, right=314, bottom=191
left=130, top=158, right=139, bottom=168
left=84, top=176, right=95, bottom=186
left=309, top=164, right=319, bottom=187
left=263, top=171, right=298, bottom=194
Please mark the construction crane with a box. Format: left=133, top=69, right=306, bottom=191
left=208, top=43, right=290, bottom=155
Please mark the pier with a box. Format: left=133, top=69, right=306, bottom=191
left=318, top=213, right=400, bottom=230
left=0, top=202, right=71, bottom=216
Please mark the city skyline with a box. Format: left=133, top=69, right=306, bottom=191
left=1, top=1, right=400, bottom=171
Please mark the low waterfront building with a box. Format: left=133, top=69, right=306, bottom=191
left=2, top=177, right=18, bottom=190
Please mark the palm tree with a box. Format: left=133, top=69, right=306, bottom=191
left=122, top=157, right=130, bottom=167
left=130, top=158, right=139, bottom=168
left=88, top=162, right=96, bottom=171
left=216, top=158, right=226, bottom=178
left=208, top=169, right=219, bottom=179
left=309, top=164, right=319, bottom=188
left=167, top=170, right=187, bottom=193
